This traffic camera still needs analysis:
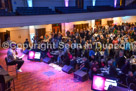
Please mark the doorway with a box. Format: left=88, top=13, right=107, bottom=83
left=76, top=0, right=84, bottom=8
left=74, top=23, right=89, bottom=32
left=0, top=33, right=4, bottom=48
left=0, top=31, right=10, bottom=48
left=52, top=24, right=61, bottom=34
left=95, top=19, right=102, bottom=26
left=35, top=28, right=46, bottom=39
left=4, top=0, right=13, bottom=11
left=107, top=20, right=113, bottom=26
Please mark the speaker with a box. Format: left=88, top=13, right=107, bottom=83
left=62, top=65, right=73, bottom=74
left=74, top=70, right=88, bottom=82
left=43, top=57, right=51, bottom=64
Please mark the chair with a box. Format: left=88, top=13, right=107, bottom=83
left=128, top=83, right=136, bottom=91
left=5, top=57, right=18, bottom=77
left=126, top=77, right=129, bottom=86
left=0, top=75, right=15, bottom=91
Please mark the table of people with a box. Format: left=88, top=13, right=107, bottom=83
left=5, top=23, right=136, bottom=90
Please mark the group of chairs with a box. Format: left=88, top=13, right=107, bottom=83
left=16, top=7, right=57, bottom=16
left=0, top=57, right=17, bottom=91
left=55, top=7, right=88, bottom=14
left=125, top=77, right=136, bottom=91
left=0, top=9, right=15, bottom=16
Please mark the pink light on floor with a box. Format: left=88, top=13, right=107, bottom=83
left=92, top=75, right=105, bottom=90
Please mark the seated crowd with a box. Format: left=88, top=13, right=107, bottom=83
left=5, top=23, right=136, bottom=90
left=26, top=23, right=136, bottom=88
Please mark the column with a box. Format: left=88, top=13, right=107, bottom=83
left=29, top=26, right=35, bottom=43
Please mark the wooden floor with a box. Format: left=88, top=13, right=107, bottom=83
left=0, top=49, right=92, bottom=91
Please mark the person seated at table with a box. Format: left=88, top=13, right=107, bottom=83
left=80, top=58, right=90, bottom=72
left=24, top=38, right=30, bottom=49
left=134, top=71, right=136, bottom=78
left=117, top=50, right=126, bottom=69
left=91, top=61, right=99, bottom=70
left=89, top=48, right=95, bottom=62
left=109, top=61, right=118, bottom=77
left=68, top=51, right=73, bottom=60
left=127, top=71, right=136, bottom=90
left=99, top=59, right=106, bottom=68
left=89, top=67, right=99, bottom=80
left=70, top=56, right=77, bottom=70
left=47, top=49, right=54, bottom=58
left=83, top=47, right=89, bottom=58
left=7, top=44, right=24, bottom=72
left=63, top=51, right=70, bottom=65
left=57, top=50, right=64, bottom=65
left=121, top=59, right=130, bottom=74
left=95, top=49, right=101, bottom=62
left=54, top=39, right=59, bottom=50
left=75, top=47, right=81, bottom=57
left=46, top=49, right=55, bottom=62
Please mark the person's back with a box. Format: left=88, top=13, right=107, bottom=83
left=7, top=48, right=15, bottom=62
left=24, top=39, right=29, bottom=49
left=117, top=56, right=126, bottom=68
left=127, top=72, right=136, bottom=85
left=109, top=65, right=117, bottom=77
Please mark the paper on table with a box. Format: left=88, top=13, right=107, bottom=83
left=19, top=54, right=25, bottom=59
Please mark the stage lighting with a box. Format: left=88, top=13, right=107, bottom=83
left=28, top=51, right=41, bottom=61
left=28, top=51, right=35, bottom=60
left=92, top=75, right=117, bottom=91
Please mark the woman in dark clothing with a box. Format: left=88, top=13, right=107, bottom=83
left=63, top=52, right=70, bottom=65
left=121, top=60, right=130, bottom=74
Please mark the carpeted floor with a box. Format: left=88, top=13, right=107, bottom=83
left=0, top=49, right=92, bottom=91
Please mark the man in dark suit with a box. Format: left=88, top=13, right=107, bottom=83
left=109, top=61, right=118, bottom=77
left=117, top=50, right=126, bottom=69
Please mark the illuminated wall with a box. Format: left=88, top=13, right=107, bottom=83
left=101, top=16, right=136, bottom=25
left=27, top=0, right=33, bottom=7
left=114, top=0, right=117, bottom=7
left=113, top=16, right=136, bottom=24
left=0, top=27, right=29, bottom=43
left=65, top=0, right=69, bottom=7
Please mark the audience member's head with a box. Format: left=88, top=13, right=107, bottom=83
left=119, top=50, right=124, bottom=57
left=128, top=71, right=133, bottom=77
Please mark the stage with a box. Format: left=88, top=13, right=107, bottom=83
left=0, top=49, right=92, bottom=91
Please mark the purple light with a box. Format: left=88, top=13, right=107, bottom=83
left=65, top=0, right=69, bottom=7
left=92, top=75, right=105, bottom=90
left=29, top=51, right=35, bottom=59
left=114, top=0, right=117, bottom=7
